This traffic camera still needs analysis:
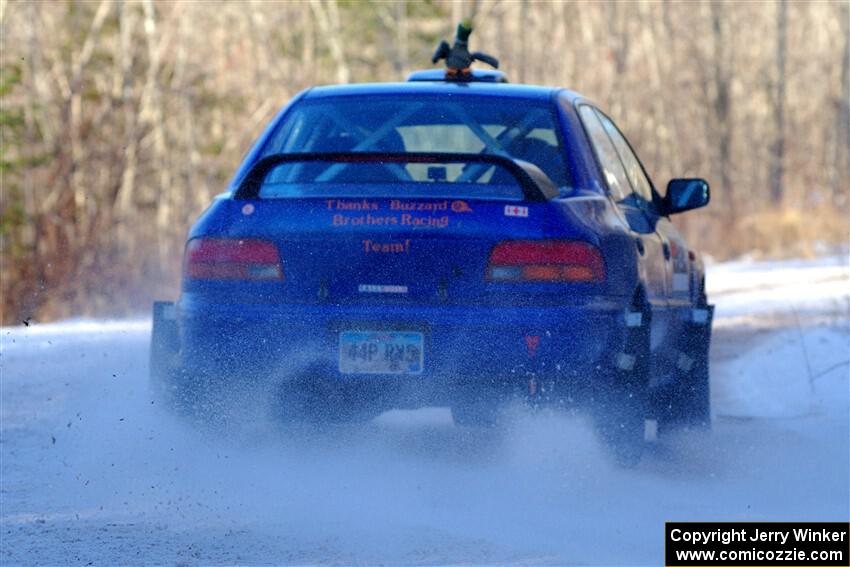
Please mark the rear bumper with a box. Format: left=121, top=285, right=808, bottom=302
left=175, top=297, right=632, bottom=402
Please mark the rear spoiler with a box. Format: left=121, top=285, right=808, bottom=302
left=233, top=152, right=559, bottom=202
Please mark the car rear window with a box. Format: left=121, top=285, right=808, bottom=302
left=256, top=157, right=529, bottom=201
left=258, top=95, right=569, bottom=198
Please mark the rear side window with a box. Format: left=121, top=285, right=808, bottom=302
left=261, top=95, right=570, bottom=190
left=596, top=111, right=655, bottom=203
left=577, top=105, right=631, bottom=201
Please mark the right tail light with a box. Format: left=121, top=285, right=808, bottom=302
left=487, top=240, right=605, bottom=283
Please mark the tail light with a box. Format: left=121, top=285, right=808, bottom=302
left=184, top=238, right=283, bottom=280
left=487, top=240, right=605, bottom=283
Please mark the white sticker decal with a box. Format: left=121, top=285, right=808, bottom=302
left=358, top=284, right=408, bottom=294
left=692, top=308, right=710, bottom=324
left=504, top=205, right=529, bottom=218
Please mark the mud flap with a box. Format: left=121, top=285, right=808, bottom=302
left=593, top=305, right=652, bottom=467
left=656, top=304, right=714, bottom=432
left=149, top=301, right=179, bottom=401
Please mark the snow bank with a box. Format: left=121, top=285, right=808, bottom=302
left=708, top=254, right=849, bottom=321
left=708, top=254, right=849, bottom=419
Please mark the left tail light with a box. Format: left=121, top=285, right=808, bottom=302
left=184, top=238, right=283, bottom=280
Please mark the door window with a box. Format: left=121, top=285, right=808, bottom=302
left=577, top=105, right=631, bottom=202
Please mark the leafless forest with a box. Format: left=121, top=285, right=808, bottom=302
left=1, top=0, right=848, bottom=324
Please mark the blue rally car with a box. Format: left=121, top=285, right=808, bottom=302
left=150, top=67, right=713, bottom=464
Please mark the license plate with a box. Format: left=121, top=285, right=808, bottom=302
left=338, top=331, right=424, bottom=375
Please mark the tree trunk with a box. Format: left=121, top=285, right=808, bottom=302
left=769, top=0, right=787, bottom=205
left=838, top=0, right=850, bottom=201
left=711, top=1, right=734, bottom=221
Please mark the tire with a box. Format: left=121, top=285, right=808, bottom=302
left=656, top=305, right=713, bottom=433
left=593, top=302, right=650, bottom=467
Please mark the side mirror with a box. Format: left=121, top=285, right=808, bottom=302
left=662, top=178, right=710, bottom=215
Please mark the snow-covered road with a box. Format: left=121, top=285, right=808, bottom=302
left=2, top=256, right=848, bottom=566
